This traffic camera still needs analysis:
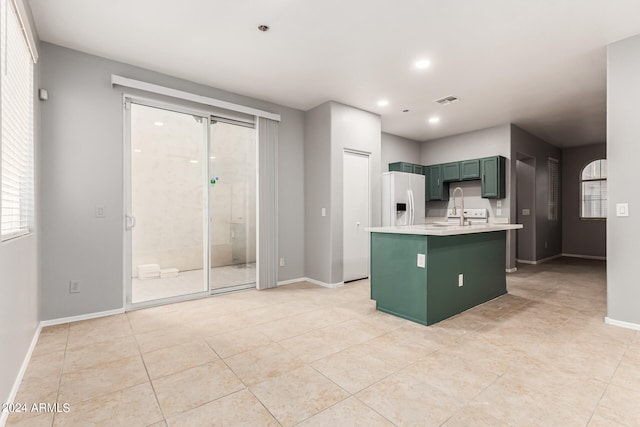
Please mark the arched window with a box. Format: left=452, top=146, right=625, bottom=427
left=580, top=159, right=607, bottom=219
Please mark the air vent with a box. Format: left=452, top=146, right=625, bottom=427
left=434, top=95, right=459, bottom=105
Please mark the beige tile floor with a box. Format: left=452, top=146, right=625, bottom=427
left=7, top=257, right=640, bottom=426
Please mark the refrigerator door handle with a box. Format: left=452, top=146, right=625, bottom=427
left=408, top=190, right=415, bottom=225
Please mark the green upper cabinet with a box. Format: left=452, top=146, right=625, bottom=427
left=460, top=159, right=480, bottom=180
left=480, top=156, right=506, bottom=198
left=427, top=165, right=449, bottom=201
left=389, top=162, right=423, bottom=175
left=442, top=162, right=460, bottom=182
left=388, top=162, right=414, bottom=173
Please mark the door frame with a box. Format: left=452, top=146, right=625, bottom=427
left=342, top=148, right=371, bottom=282
left=515, top=152, right=537, bottom=263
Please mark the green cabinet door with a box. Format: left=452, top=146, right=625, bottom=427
left=460, top=159, right=480, bottom=180
left=480, top=156, right=506, bottom=198
left=442, top=162, right=460, bottom=182
left=427, top=165, right=449, bottom=201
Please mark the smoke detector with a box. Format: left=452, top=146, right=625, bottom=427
left=434, top=95, right=459, bottom=105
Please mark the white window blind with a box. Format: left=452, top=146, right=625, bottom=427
left=547, top=157, right=559, bottom=221
left=1, top=0, right=34, bottom=241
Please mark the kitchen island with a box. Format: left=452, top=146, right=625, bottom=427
left=366, top=223, right=522, bottom=326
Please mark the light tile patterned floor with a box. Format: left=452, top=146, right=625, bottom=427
left=7, top=258, right=640, bottom=426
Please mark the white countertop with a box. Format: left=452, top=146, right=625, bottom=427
left=366, top=223, right=523, bottom=236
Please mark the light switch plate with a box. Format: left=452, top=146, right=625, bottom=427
left=522, top=208, right=530, bottom=216
left=616, top=203, right=629, bottom=217
left=496, top=208, right=502, bottom=216
left=496, top=200, right=502, bottom=208
left=321, top=208, right=326, bottom=217
left=417, top=253, right=426, bottom=268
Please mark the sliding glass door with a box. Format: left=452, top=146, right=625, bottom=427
left=209, top=120, right=257, bottom=293
left=126, top=99, right=257, bottom=307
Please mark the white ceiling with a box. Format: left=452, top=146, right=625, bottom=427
left=28, top=0, right=640, bottom=147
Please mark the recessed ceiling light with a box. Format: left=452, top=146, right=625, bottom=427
left=133, top=149, right=142, bottom=153
left=189, top=160, right=199, bottom=164
left=415, top=59, right=431, bottom=69
left=428, top=117, right=440, bottom=124
left=258, top=25, right=270, bottom=32
left=403, top=109, right=410, bottom=113
left=210, top=156, right=216, bottom=160
left=377, top=99, right=389, bottom=107
left=153, top=121, right=164, bottom=126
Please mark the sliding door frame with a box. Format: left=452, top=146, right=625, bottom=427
left=123, top=95, right=257, bottom=310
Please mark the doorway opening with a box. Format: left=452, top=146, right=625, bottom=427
left=343, top=150, right=370, bottom=282
left=516, top=153, right=536, bottom=262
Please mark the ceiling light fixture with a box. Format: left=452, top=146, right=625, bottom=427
left=415, top=59, right=431, bottom=69
left=403, top=109, right=410, bottom=113
left=428, top=117, right=440, bottom=124
left=153, top=121, right=164, bottom=126
left=377, top=99, right=389, bottom=107
left=258, top=25, right=270, bottom=32
left=189, top=160, right=199, bottom=164
left=133, top=149, right=142, bottom=153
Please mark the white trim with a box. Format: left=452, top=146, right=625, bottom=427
left=1, top=324, right=41, bottom=425
left=277, top=277, right=307, bottom=286
left=39, top=308, right=125, bottom=327
left=276, top=277, right=345, bottom=288
left=10, top=0, right=38, bottom=63
left=516, top=254, right=562, bottom=265
left=111, top=75, right=281, bottom=122
left=506, top=267, right=518, bottom=273
left=561, top=253, right=606, bottom=261
left=605, top=317, right=640, bottom=331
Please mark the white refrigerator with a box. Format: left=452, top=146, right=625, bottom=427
left=382, top=171, right=426, bottom=226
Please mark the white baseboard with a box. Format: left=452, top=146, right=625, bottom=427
left=277, top=277, right=343, bottom=288
left=562, top=253, right=607, bottom=261
left=276, top=277, right=307, bottom=286
left=506, top=267, right=518, bottom=273
left=516, top=254, right=562, bottom=265
left=605, top=317, right=640, bottom=331
left=1, top=324, right=42, bottom=426
left=40, top=308, right=125, bottom=327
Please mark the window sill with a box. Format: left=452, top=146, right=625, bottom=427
left=1, top=230, right=32, bottom=243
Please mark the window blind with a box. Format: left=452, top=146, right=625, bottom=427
left=1, top=0, right=34, bottom=241
left=547, top=157, right=559, bottom=221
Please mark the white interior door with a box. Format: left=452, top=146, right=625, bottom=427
left=343, top=150, right=370, bottom=282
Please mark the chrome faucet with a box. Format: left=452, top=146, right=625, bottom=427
left=452, top=186, right=465, bottom=226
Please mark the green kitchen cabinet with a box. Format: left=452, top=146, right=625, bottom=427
left=370, top=231, right=508, bottom=326
left=389, top=162, right=423, bottom=175
left=388, top=162, right=414, bottom=173
left=460, top=159, right=481, bottom=180
left=442, top=162, right=461, bottom=182
left=427, top=165, right=449, bottom=201
left=480, top=156, right=506, bottom=198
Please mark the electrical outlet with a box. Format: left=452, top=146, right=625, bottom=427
left=279, top=257, right=285, bottom=267
left=496, top=208, right=502, bottom=216
left=458, top=274, right=464, bottom=287
left=496, top=200, right=502, bottom=208
left=321, top=208, right=326, bottom=217
left=417, top=253, right=426, bottom=268
left=69, top=280, right=81, bottom=294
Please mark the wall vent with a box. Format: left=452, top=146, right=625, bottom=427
left=434, top=95, right=459, bottom=105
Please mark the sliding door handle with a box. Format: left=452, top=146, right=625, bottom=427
left=125, top=215, right=137, bottom=230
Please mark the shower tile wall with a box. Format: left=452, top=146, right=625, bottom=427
left=131, top=107, right=256, bottom=276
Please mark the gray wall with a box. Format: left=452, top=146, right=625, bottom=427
left=0, top=3, right=40, bottom=409
left=420, top=124, right=515, bottom=269
left=510, top=125, right=562, bottom=262
left=304, top=102, right=381, bottom=285
left=39, top=43, right=305, bottom=320
left=304, top=103, right=332, bottom=284
left=562, top=143, right=606, bottom=258
left=607, top=34, right=640, bottom=325
left=381, top=132, right=421, bottom=171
